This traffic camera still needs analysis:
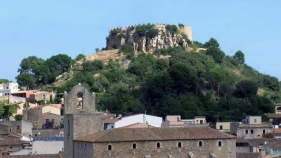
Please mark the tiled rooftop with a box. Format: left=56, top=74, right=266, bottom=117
left=75, top=127, right=235, bottom=143
left=3, top=154, right=61, bottom=158
left=236, top=152, right=259, bottom=158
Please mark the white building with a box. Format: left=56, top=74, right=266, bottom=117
left=105, top=114, right=162, bottom=130
left=0, top=82, right=19, bottom=96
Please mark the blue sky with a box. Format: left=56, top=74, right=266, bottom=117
left=1, top=0, right=281, bottom=81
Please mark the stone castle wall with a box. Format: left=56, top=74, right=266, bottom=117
left=106, top=24, right=193, bottom=52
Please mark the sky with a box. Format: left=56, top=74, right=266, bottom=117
left=1, top=0, right=281, bottom=81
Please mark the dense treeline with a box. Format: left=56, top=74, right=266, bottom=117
left=16, top=38, right=280, bottom=122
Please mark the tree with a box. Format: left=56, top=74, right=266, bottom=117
left=18, top=56, right=45, bottom=74
left=82, top=60, right=104, bottom=72
left=206, top=46, right=225, bottom=63
left=95, top=48, right=100, bottom=52
left=75, top=54, right=86, bottom=61
left=233, top=50, right=245, bottom=64
left=168, top=63, right=198, bottom=96
left=45, top=54, right=72, bottom=82
left=16, top=73, right=36, bottom=89
left=0, top=79, right=9, bottom=84
left=235, top=80, right=258, bottom=98
left=204, top=38, right=219, bottom=48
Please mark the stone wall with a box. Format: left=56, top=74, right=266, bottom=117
left=64, top=84, right=104, bottom=158
left=237, top=127, right=273, bottom=139
left=8, top=95, right=26, bottom=104
left=74, top=139, right=236, bottom=158
left=106, top=24, right=192, bottom=52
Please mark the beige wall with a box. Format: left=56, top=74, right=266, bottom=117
left=32, top=141, right=63, bottom=154
left=276, top=105, right=281, bottom=114
left=237, top=128, right=273, bottom=139
left=42, top=106, right=60, bottom=115
left=216, top=122, right=231, bottom=132
left=74, top=139, right=236, bottom=158
left=246, top=116, right=261, bottom=124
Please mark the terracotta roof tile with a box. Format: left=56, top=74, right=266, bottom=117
left=0, top=139, right=28, bottom=146
left=248, top=138, right=270, bottom=146
left=236, top=153, right=259, bottom=158
left=103, top=118, right=119, bottom=124
left=75, top=127, right=235, bottom=143
left=266, top=139, right=281, bottom=149
left=236, top=138, right=249, bottom=143
left=3, top=154, right=60, bottom=158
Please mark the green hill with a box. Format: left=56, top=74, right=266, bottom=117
left=15, top=25, right=280, bottom=122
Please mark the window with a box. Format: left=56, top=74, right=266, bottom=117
left=156, top=142, right=160, bottom=148
left=245, top=130, right=248, bottom=134
left=107, top=144, right=112, bottom=151
left=9, top=129, right=11, bottom=132
left=132, top=143, right=136, bottom=149
left=220, top=125, right=223, bottom=130
left=200, top=120, right=203, bottom=124
left=218, top=141, right=222, bottom=147
left=199, top=141, right=203, bottom=147
left=263, top=130, right=265, bottom=134
left=17, top=126, right=19, bottom=130
left=254, top=119, right=257, bottom=123
left=251, top=130, right=254, bottom=134
left=178, top=142, right=182, bottom=148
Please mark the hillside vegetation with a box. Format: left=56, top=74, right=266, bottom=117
left=16, top=29, right=281, bottom=122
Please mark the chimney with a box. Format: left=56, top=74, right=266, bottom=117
left=259, top=148, right=266, bottom=157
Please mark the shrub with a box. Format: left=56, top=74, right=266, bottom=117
left=147, top=28, right=159, bottom=38
left=117, top=33, right=126, bottom=39
left=135, top=23, right=159, bottom=38
left=181, top=33, right=191, bottom=44
left=178, top=23, right=184, bottom=28
left=120, top=43, right=134, bottom=54
left=165, top=25, right=178, bottom=34
left=193, top=41, right=205, bottom=48
left=110, top=29, right=119, bottom=36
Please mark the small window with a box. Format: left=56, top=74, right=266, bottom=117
left=245, top=130, right=248, bottom=134
left=218, top=141, right=222, bottom=147
left=178, top=142, right=182, bottom=148
left=254, top=119, right=257, bottom=123
left=17, top=126, right=19, bottom=130
left=220, top=125, right=223, bottom=130
left=132, top=143, right=136, bottom=149
left=263, top=130, right=265, bottom=134
left=251, top=130, right=254, bottom=134
left=156, top=142, right=160, bottom=148
left=107, top=144, right=112, bottom=151
left=9, top=129, right=11, bottom=132
left=199, top=141, right=203, bottom=147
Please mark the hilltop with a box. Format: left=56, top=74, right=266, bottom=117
left=15, top=23, right=281, bottom=122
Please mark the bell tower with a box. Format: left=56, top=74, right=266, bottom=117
left=63, top=84, right=103, bottom=158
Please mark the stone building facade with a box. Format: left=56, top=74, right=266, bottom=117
left=22, top=106, right=62, bottom=129
left=63, top=84, right=104, bottom=158
left=74, top=127, right=236, bottom=158
left=230, top=116, right=273, bottom=139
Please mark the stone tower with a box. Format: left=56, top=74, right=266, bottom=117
left=63, top=84, right=104, bottom=158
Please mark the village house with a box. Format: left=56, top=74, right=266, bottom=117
left=74, top=127, right=236, bottom=158
left=22, top=105, right=62, bottom=129
left=161, top=115, right=209, bottom=127
left=0, top=82, right=19, bottom=96
left=216, top=122, right=232, bottom=133
left=230, top=116, right=273, bottom=139
left=104, top=113, right=162, bottom=130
